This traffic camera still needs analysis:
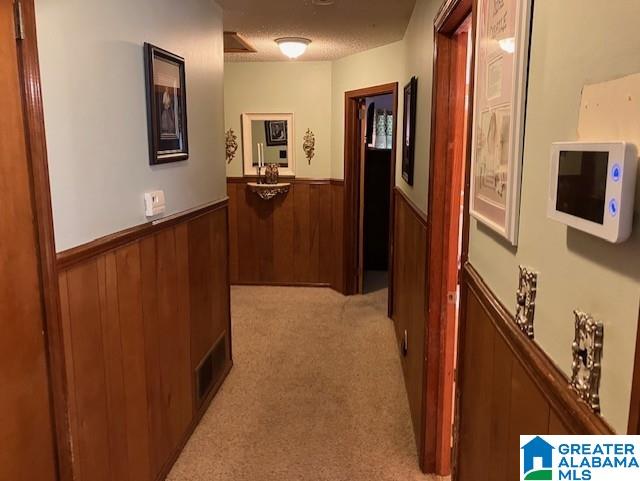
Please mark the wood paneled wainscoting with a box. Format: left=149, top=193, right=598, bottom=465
left=227, top=178, right=345, bottom=293
left=391, top=187, right=428, bottom=459
left=56, top=200, right=232, bottom=481
left=455, top=263, right=614, bottom=481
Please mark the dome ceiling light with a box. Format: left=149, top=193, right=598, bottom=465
left=275, top=37, right=311, bottom=59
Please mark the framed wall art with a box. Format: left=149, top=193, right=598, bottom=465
left=469, top=0, right=533, bottom=245
left=144, top=43, right=189, bottom=165
left=402, top=76, right=417, bottom=185
left=264, top=120, right=288, bottom=146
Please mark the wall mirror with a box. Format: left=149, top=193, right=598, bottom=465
left=242, top=113, right=295, bottom=177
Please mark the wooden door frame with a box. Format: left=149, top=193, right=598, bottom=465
left=14, top=1, right=71, bottom=479
left=423, top=0, right=475, bottom=476
left=343, top=82, right=398, bottom=316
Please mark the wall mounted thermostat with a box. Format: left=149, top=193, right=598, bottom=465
left=144, top=190, right=166, bottom=217
left=548, top=141, right=637, bottom=243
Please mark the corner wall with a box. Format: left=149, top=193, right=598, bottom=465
left=36, top=0, right=226, bottom=252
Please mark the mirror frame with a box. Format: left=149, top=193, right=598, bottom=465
left=241, top=113, right=295, bottom=177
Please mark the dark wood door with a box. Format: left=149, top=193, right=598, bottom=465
left=0, top=1, right=58, bottom=479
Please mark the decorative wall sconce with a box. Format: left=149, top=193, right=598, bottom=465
left=303, top=129, right=315, bottom=164
left=225, top=128, right=238, bottom=164
left=515, top=265, right=538, bottom=340
left=570, top=310, right=604, bottom=414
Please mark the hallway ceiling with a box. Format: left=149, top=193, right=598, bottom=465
left=219, top=0, right=417, bottom=62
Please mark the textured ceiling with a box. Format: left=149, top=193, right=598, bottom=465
left=220, top=0, right=417, bottom=62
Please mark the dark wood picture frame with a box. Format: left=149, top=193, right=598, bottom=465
left=402, top=76, right=418, bottom=185
left=144, top=43, right=189, bottom=164
left=264, top=120, right=288, bottom=146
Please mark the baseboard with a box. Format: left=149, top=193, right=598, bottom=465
left=232, top=281, right=332, bottom=288
left=154, top=361, right=233, bottom=481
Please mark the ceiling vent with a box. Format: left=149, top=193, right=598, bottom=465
left=223, top=31, right=257, bottom=54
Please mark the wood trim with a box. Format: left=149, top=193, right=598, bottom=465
left=344, top=82, right=399, bottom=100
left=16, top=1, right=73, bottom=479
left=226, top=176, right=332, bottom=185
left=628, top=306, right=640, bottom=434
left=232, top=281, right=332, bottom=288
left=424, top=0, right=474, bottom=475
left=394, top=187, right=427, bottom=227
left=435, top=0, right=472, bottom=33
left=462, top=262, right=615, bottom=435
left=57, top=198, right=229, bottom=270
left=343, top=82, right=398, bottom=297
left=223, top=31, right=257, bottom=53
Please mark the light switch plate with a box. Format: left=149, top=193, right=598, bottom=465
left=144, top=190, right=165, bottom=217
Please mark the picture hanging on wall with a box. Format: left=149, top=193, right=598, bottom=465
left=264, top=120, right=288, bottom=146
left=144, top=43, right=189, bottom=165
left=469, top=0, right=533, bottom=245
left=402, top=76, right=417, bottom=186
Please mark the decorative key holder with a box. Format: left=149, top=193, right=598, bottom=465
left=515, top=266, right=538, bottom=340
left=570, top=310, right=604, bottom=413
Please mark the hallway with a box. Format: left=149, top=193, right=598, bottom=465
left=167, top=286, right=436, bottom=481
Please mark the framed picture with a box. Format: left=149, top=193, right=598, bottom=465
left=144, top=43, right=189, bottom=164
left=469, top=0, right=533, bottom=245
left=402, top=76, right=418, bottom=185
left=264, top=120, right=288, bottom=146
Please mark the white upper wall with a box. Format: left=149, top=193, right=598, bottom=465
left=224, top=62, right=332, bottom=179
left=36, top=0, right=226, bottom=252
left=469, top=0, right=640, bottom=433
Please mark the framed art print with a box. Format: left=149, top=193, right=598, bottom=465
left=264, top=120, right=288, bottom=146
left=469, top=0, right=533, bottom=245
left=144, top=43, right=189, bottom=164
left=402, top=76, right=417, bottom=185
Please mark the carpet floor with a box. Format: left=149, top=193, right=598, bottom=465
left=167, top=285, right=441, bottom=481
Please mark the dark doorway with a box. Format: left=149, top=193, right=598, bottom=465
left=362, top=93, right=393, bottom=294
left=343, top=83, right=398, bottom=315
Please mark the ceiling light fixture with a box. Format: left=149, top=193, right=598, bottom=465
left=275, top=37, right=311, bottom=59
left=312, top=0, right=335, bottom=5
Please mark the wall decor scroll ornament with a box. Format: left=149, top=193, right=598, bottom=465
left=515, top=266, right=538, bottom=339
left=225, top=128, right=238, bottom=164
left=570, top=310, right=604, bottom=413
left=303, top=129, right=315, bottom=164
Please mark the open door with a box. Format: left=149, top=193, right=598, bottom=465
left=0, top=1, right=60, bottom=478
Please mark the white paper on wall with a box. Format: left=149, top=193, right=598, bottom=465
left=578, top=72, right=640, bottom=147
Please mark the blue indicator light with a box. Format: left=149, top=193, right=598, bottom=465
left=609, top=199, right=618, bottom=217
left=611, top=164, right=622, bottom=182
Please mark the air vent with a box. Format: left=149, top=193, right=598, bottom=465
left=196, top=333, right=228, bottom=403
left=223, top=32, right=256, bottom=53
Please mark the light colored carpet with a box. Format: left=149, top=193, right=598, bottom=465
left=167, top=285, right=441, bottom=481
